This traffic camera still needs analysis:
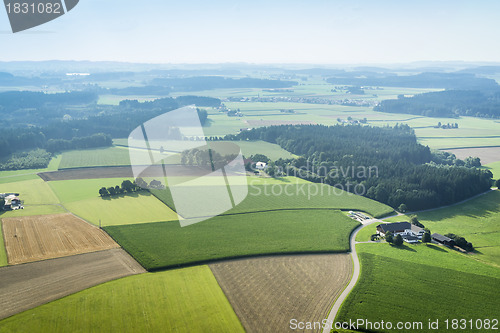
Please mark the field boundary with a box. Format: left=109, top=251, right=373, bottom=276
left=0, top=248, right=145, bottom=320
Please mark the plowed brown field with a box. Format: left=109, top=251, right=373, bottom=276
left=209, top=253, right=352, bottom=333
left=0, top=248, right=145, bottom=320
left=2, top=213, right=119, bottom=265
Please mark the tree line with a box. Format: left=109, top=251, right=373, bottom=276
left=375, top=89, right=500, bottom=118
left=98, top=178, right=165, bottom=198
left=230, top=124, right=493, bottom=211
left=327, top=72, right=498, bottom=90
left=150, top=76, right=298, bottom=91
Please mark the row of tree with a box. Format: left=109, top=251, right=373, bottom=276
left=230, top=124, right=493, bottom=211
left=98, top=178, right=166, bottom=197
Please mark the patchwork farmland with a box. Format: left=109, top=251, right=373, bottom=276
left=0, top=248, right=145, bottom=320
left=104, top=210, right=359, bottom=270
left=0, top=265, right=242, bottom=332
left=2, top=213, right=119, bottom=265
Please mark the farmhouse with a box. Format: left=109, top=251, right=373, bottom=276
left=255, top=162, right=267, bottom=170
left=0, top=193, right=23, bottom=210
left=377, top=222, right=424, bottom=243
left=431, top=233, right=454, bottom=247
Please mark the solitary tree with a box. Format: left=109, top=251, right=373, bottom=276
left=394, top=234, right=404, bottom=246
left=398, top=204, right=408, bottom=213
left=385, top=231, right=394, bottom=244
left=422, top=231, right=432, bottom=244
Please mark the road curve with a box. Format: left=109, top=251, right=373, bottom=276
left=322, top=189, right=497, bottom=332
left=322, top=218, right=380, bottom=333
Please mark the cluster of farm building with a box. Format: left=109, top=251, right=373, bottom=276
left=377, top=222, right=453, bottom=246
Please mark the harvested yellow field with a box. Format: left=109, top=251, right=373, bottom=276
left=2, top=213, right=119, bottom=265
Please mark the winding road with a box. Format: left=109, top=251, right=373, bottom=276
left=322, top=188, right=497, bottom=333
left=322, top=218, right=381, bottom=333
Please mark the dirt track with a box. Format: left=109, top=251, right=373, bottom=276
left=0, top=248, right=145, bottom=320
left=2, top=213, right=119, bottom=265
left=209, top=254, right=352, bottom=333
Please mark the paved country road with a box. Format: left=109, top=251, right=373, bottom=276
left=322, top=188, right=497, bottom=333
left=321, top=219, right=380, bottom=333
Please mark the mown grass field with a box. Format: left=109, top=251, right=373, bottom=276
left=0, top=179, right=59, bottom=205
left=0, top=179, right=65, bottom=218
left=152, top=182, right=394, bottom=219
left=49, top=178, right=135, bottom=203
left=104, top=210, right=359, bottom=270
left=0, top=265, right=244, bottom=333
left=337, top=243, right=500, bottom=333
left=64, top=194, right=178, bottom=227
left=355, top=221, right=382, bottom=243
left=48, top=178, right=178, bottom=226
left=58, top=146, right=132, bottom=169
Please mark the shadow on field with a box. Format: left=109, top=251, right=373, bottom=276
left=425, top=244, right=448, bottom=252
left=100, top=190, right=153, bottom=200
left=421, top=191, right=500, bottom=221
left=390, top=244, right=416, bottom=252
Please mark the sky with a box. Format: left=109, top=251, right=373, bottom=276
left=1, top=0, right=500, bottom=64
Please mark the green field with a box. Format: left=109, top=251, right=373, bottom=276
left=104, top=209, right=359, bottom=270
left=0, top=266, right=244, bottom=333
left=0, top=222, right=7, bottom=267
left=48, top=178, right=179, bottom=226
left=337, top=243, right=500, bottom=333
left=383, top=191, right=500, bottom=266
left=49, top=178, right=135, bottom=203
left=412, top=190, right=500, bottom=266
left=151, top=182, right=394, bottom=219
left=64, top=194, right=178, bottom=226
left=484, top=161, right=500, bottom=179
left=0, top=179, right=59, bottom=205
left=355, top=221, right=382, bottom=243
left=0, top=178, right=65, bottom=217
left=58, top=146, right=132, bottom=169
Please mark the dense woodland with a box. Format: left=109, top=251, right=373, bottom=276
left=230, top=124, right=493, bottom=211
left=327, top=72, right=498, bottom=90
left=375, top=89, right=500, bottom=118
left=150, top=76, right=297, bottom=91
left=0, top=92, right=214, bottom=169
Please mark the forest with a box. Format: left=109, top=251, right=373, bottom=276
left=326, top=72, right=498, bottom=90
left=230, top=124, right=493, bottom=211
left=0, top=93, right=212, bottom=167
left=150, top=76, right=297, bottom=91
left=375, top=89, right=500, bottom=118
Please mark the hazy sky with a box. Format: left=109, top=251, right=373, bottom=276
left=1, top=0, right=500, bottom=64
